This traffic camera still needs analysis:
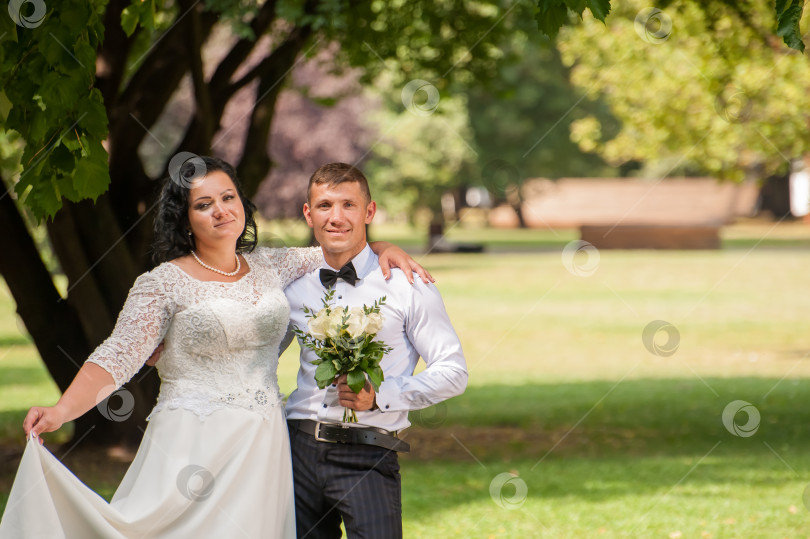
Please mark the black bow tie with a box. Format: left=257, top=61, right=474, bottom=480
left=319, top=262, right=358, bottom=288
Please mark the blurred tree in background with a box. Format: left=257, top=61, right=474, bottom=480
left=465, top=33, right=619, bottom=226
left=365, top=81, right=476, bottom=225
left=363, top=32, right=620, bottom=228
left=559, top=1, right=810, bottom=182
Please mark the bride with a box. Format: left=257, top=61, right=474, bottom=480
left=0, top=156, right=428, bottom=538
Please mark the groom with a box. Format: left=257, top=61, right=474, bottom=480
left=283, top=163, right=468, bottom=538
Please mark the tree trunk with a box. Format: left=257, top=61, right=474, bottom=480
left=0, top=177, right=159, bottom=447
left=0, top=178, right=90, bottom=397
left=46, top=196, right=160, bottom=446
left=505, top=185, right=528, bottom=229
left=511, top=202, right=528, bottom=229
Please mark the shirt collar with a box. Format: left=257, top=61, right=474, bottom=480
left=321, top=244, right=373, bottom=278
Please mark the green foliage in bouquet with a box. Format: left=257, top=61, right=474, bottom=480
left=293, top=289, right=391, bottom=396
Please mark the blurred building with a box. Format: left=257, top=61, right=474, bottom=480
left=490, top=177, right=758, bottom=229
left=490, top=177, right=760, bottom=249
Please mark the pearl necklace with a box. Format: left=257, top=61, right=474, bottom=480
left=191, top=250, right=241, bottom=276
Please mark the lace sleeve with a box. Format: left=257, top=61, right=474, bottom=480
left=85, top=270, right=175, bottom=388
left=258, top=246, right=322, bottom=288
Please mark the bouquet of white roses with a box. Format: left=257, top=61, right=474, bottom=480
left=293, top=289, right=391, bottom=422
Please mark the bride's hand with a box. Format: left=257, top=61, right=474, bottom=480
left=23, top=406, right=67, bottom=444
left=371, top=242, right=434, bottom=284
left=145, top=343, right=164, bottom=367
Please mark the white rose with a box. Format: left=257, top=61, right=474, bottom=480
left=345, top=307, right=369, bottom=338
left=365, top=312, right=384, bottom=335
left=307, top=309, right=329, bottom=340
left=326, top=306, right=345, bottom=339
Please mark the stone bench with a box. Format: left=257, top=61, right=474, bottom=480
left=580, top=224, right=721, bottom=249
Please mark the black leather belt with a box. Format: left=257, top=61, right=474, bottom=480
left=289, top=419, right=410, bottom=453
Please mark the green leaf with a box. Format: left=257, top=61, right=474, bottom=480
left=77, top=90, right=109, bottom=138
left=39, top=33, right=66, bottom=65
left=314, top=362, right=337, bottom=388
left=55, top=171, right=81, bottom=201
left=367, top=367, right=384, bottom=392
left=61, top=3, right=90, bottom=35
left=563, top=0, right=585, bottom=15
left=27, top=112, right=51, bottom=145
left=72, top=148, right=110, bottom=200
left=776, top=2, right=805, bottom=52
left=61, top=132, right=82, bottom=151
left=20, top=174, right=63, bottom=222
left=535, top=1, right=569, bottom=40
left=40, top=74, right=72, bottom=108
left=120, top=0, right=155, bottom=37
left=49, top=143, right=74, bottom=174
left=277, top=0, right=305, bottom=23
left=141, top=0, right=156, bottom=31
left=346, top=369, right=366, bottom=393
left=584, top=0, right=610, bottom=22
left=0, top=91, right=12, bottom=121
left=75, top=43, right=97, bottom=71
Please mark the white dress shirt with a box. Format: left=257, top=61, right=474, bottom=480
left=283, top=244, right=468, bottom=432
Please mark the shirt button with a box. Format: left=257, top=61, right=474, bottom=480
left=322, top=404, right=327, bottom=408
left=338, top=295, right=342, bottom=299
left=385, top=405, right=390, bottom=409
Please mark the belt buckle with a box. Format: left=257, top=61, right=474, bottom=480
left=313, top=421, right=338, bottom=443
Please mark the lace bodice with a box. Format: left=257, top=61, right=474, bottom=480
left=85, top=247, right=322, bottom=420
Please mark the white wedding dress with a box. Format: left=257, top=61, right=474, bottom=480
left=0, top=246, right=322, bottom=538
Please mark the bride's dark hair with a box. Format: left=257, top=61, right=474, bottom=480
left=152, top=156, right=258, bottom=264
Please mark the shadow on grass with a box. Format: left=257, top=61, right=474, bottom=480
left=0, top=365, right=53, bottom=388
left=722, top=238, right=810, bottom=249
left=406, top=377, right=810, bottom=459
left=0, top=410, right=27, bottom=441
left=0, top=336, right=30, bottom=347
left=400, top=378, right=810, bottom=519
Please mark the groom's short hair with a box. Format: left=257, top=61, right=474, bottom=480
left=307, top=163, right=372, bottom=203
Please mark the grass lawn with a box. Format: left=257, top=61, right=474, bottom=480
left=2, top=219, right=810, bottom=537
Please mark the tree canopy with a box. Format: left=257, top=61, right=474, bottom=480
left=2, top=1, right=804, bottom=218
left=559, top=0, right=810, bottom=181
